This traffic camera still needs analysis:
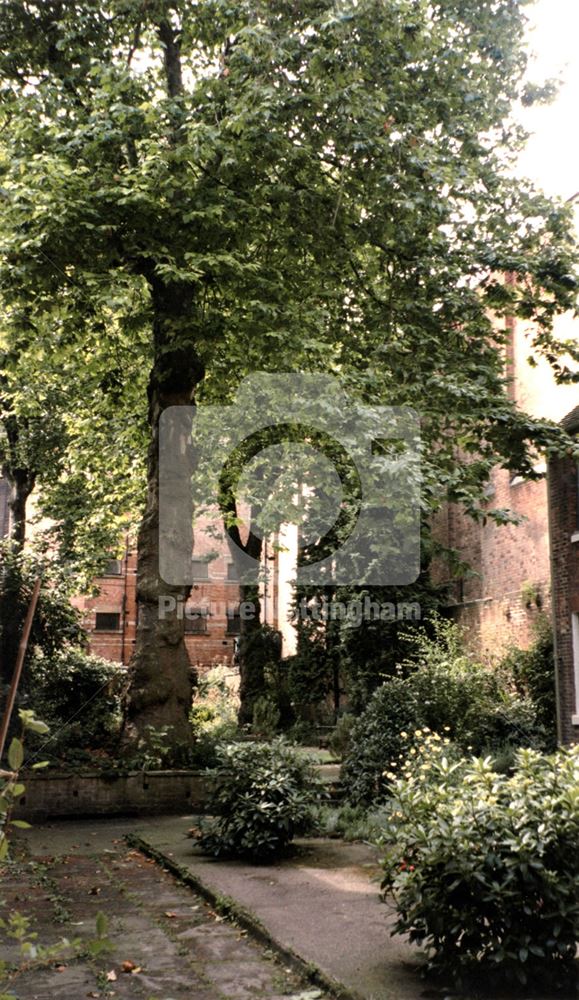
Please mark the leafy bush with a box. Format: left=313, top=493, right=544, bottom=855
left=23, top=649, right=124, bottom=761
left=197, top=739, right=323, bottom=861
left=341, top=617, right=546, bottom=805
left=189, top=664, right=240, bottom=768
left=380, top=737, right=579, bottom=991
left=0, top=543, right=85, bottom=691
left=328, top=713, right=355, bottom=759
left=340, top=678, right=421, bottom=805
left=499, top=615, right=557, bottom=747
left=286, top=719, right=313, bottom=745
left=252, top=695, right=280, bottom=738
left=0, top=709, right=50, bottom=860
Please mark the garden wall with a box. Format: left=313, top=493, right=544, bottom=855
left=14, top=770, right=214, bottom=821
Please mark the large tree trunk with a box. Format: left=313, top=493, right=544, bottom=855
left=123, top=283, right=204, bottom=748
left=222, top=504, right=267, bottom=726
left=8, top=468, right=34, bottom=548
left=237, top=582, right=264, bottom=727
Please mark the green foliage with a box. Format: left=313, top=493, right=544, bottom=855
left=132, top=725, right=176, bottom=771
left=1, top=0, right=578, bottom=741
left=316, top=802, right=391, bottom=843
left=0, top=0, right=578, bottom=544
left=198, top=739, right=323, bottom=861
left=285, top=720, right=315, bottom=746
left=328, top=714, right=355, bottom=760
left=341, top=617, right=546, bottom=805
left=252, top=695, right=281, bottom=739
left=23, top=649, right=124, bottom=761
left=189, top=665, right=240, bottom=768
left=238, top=622, right=285, bottom=726
left=340, top=677, right=422, bottom=806
left=0, top=542, right=85, bottom=684
left=287, top=565, right=446, bottom=720
left=380, top=739, right=579, bottom=991
left=0, top=709, right=49, bottom=862
left=500, top=615, right=557, bottom=745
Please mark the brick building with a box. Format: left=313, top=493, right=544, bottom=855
left=73, top=516, right=296, bottom=675
left=432, top=309, right=578, bottom=742
left=73, top=537, right=245, bottom=673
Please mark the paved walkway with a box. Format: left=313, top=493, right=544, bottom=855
left=2, top=818, right=331, bottom=1000
left=133, top=817, right=428, bottom=1000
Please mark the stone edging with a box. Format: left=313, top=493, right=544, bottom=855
left=125, top=832, right=364, bottom=1000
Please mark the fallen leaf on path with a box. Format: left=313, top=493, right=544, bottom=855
left=106, top=969, right=117, bottom=981
left=164, top=911, right=178, bottom=918
left=120, top=960, right=140, bottom=973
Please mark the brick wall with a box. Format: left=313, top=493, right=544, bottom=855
left=74, top=534, right=243, bottom=674
left=432, top=465, right=551, bottom=659
left=14, top=770, right=215, bottom=820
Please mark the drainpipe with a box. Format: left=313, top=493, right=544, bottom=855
left=120, top=532, right=130, bottom=666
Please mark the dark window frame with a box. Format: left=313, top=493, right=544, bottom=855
left=226, top=606, right=241, bottom=635
left=102, top=558, right=123, bottom=577
left=191, top=559, right=210, bottom=581
left=184, top=607, right=209, bottom=634
left=94, top=611, right=121, bottom=632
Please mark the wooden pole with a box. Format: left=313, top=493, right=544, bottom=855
left=0, top=576, right=42, bottom=761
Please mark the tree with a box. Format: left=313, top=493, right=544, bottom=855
left=0, top=0, right=577, bottom=747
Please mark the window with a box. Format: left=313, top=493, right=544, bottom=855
left=95, top=612, right=121, bottom=632
left=103, top=559, right=122, bottom=576
left=227, top=562, right=239, bottom=581
left=226, top=606, right=241, bottom=635
left=184, top=607, right=208, bottom=634
left=191, top=559, right=209, bottom=581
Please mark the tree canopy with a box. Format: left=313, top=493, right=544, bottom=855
left=0, top=0, right=577, bottom=742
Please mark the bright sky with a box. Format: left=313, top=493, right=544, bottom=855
left=518, top=0, right=579, bottom=202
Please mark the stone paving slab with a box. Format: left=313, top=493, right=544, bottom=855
left=1, top=818, right=332, bottom=1000
left=133, top=817, right=428, bottom=1000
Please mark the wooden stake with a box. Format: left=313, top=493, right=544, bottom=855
left=0, top=576, right=42, bottom=761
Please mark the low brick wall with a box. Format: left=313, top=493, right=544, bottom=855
left=14, top=770, right=215, bottom=821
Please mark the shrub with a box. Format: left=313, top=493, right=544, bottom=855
left=286, top=719, right=313, bottom=745
left=23, top=649, right=124, bottom=760
left=189, top=664, right=240, bottom=766
left=328, top=713, right=355, bottom=759
left=0, top=709, right=50, bottom=860
left=380, top=737, right=579, bottom=991
left=0, top=543, right=85, bottom=692
left=252, top=695, right=280, bottom=738
left=340, top=678, right=422, bottom=805
left=341, top=617, right=546, bottom=805
left=499, top=615, right=557, bottom=747
left=197, top=739, right=323, bottom=861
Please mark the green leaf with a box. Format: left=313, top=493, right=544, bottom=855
left=8, top=738, right=24, bottom=771
left=11, top=820, right=31, bottom=829
left=25, top=719, right=50, bottom=735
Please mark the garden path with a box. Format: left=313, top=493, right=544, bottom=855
left=3, top=818, right=330, bottom=1000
